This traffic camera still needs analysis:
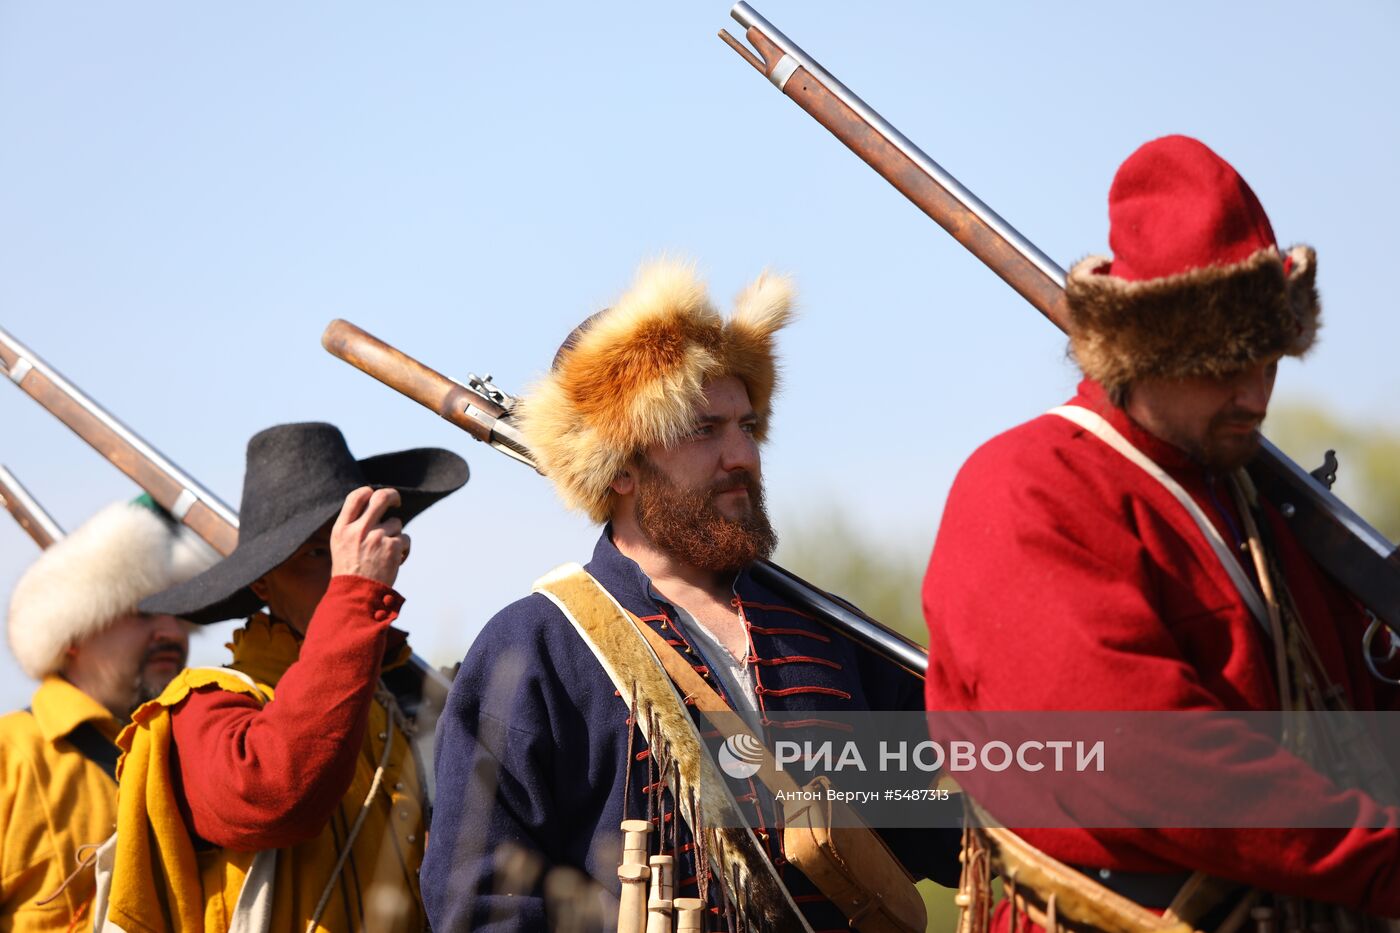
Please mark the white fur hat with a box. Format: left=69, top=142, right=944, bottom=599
left=7, top=499, right=219, bottom=679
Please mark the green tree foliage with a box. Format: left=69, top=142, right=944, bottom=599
left=1266, top=404, right=1400, bottom=541
left=774, top=511, right=931, bottom=648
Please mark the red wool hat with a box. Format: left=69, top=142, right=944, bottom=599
left=1065, top=135, right=1320, bottom=394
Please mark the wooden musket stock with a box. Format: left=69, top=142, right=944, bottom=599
left=322, top=320, right=498, bottom=445
left=720, top=3, right=1400, bottom=630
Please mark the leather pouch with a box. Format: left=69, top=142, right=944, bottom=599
left=781, top=775, right=926, bottom=933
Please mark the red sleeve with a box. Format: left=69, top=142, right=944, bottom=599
left=922, top=426, right=1400, bottom=916
left=170, top=574, right=403, bottom=851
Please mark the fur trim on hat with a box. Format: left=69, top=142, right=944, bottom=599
left=1066, top=244, right=1319, bottom=394
left=518, top=258, right=795, bottom=523
left=7, top=501, right=219, bottom=679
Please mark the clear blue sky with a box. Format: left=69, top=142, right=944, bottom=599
left=2, top=1, right=1397, bottom=710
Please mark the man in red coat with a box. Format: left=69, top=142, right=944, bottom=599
left=923, top=135, right=1400, bottom=929
left=112, top=422, right=467, bottom=932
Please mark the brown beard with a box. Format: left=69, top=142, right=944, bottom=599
left=633, top=459, right=777, bottom=574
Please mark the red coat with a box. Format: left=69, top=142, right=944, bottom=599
left=170, top=574, right=403, bottom=848
left=923, top=379, right=1400, bottom=916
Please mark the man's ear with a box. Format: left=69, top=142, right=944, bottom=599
left=609, top=468, right=636, bottom=498
left=249, top=577, right=271, bottom=602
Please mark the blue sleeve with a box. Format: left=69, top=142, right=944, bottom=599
left=421, top=597, right=562, bottom=933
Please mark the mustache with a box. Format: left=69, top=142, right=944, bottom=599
left=142, top=640, right=187, bottom=665
left=710, top=470, right=758, bottom=496
left=1213, top=408, right=1264, bottom=429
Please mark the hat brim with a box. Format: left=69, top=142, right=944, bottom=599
left=139, top=447, right=467, bottom=624
left=1064, top=245, right=1319, bottom=394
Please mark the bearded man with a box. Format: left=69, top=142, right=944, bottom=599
left=0, top=497, right=214, bottom=929
left=924, top=136, right=1400, bottom=929
left=423, top=259, right=959, bottom=933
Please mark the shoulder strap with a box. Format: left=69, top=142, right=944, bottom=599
left=23, top=704, right=124, bottom=784
left=67, top=721, right=121, bottom=782
left=534, top=564, right=798, bottom=792
left=626, top=611, right=800, bottom=795
left=1048, top=405, right=1271, bottom=633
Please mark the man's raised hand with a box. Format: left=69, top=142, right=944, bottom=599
left=330, top=486, right=411, bottom=588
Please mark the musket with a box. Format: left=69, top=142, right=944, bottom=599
left=718, top=3, right=1400, bottom=632
left=322, top=319, right=930, bottom=676
left=0, top=328, right=238, bottom=555
left=0, top=465, right=64, bottom=550
left=0, top=325, right=454, bottom=702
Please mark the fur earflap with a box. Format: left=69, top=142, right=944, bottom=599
left=1066, top=244, right=1320, bottom=394
left=518, top=258, right=795, bottom=523
left=7, top=500, right=219, bottom=679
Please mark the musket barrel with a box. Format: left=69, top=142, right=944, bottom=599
left=748, top=561, right=926, bottom=675
left=0, top=465, right=65, bottom=549
left=724, top=3, right=1069, bottom=329
left=0, top=326, right=239, bottom=555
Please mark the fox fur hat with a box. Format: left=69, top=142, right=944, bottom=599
left=7, top=497, right=218, bottom=679
left=1066, top=135, right=1319, bottom=395
left=517, top=258, right=795, bottom=523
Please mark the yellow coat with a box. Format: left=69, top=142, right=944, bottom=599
left=110, top=616, right=426, bottom=933
left=0, top=676, right=121, bottom=931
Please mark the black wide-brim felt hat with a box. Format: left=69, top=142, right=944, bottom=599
left=140, top=422, right=468, bottom=625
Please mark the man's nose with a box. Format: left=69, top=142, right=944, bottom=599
left=1235, top=367, right=1274, bottom=416
left=149, top=613, right=191, bottom=648
left=719, top=425, right=760, bottom=473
